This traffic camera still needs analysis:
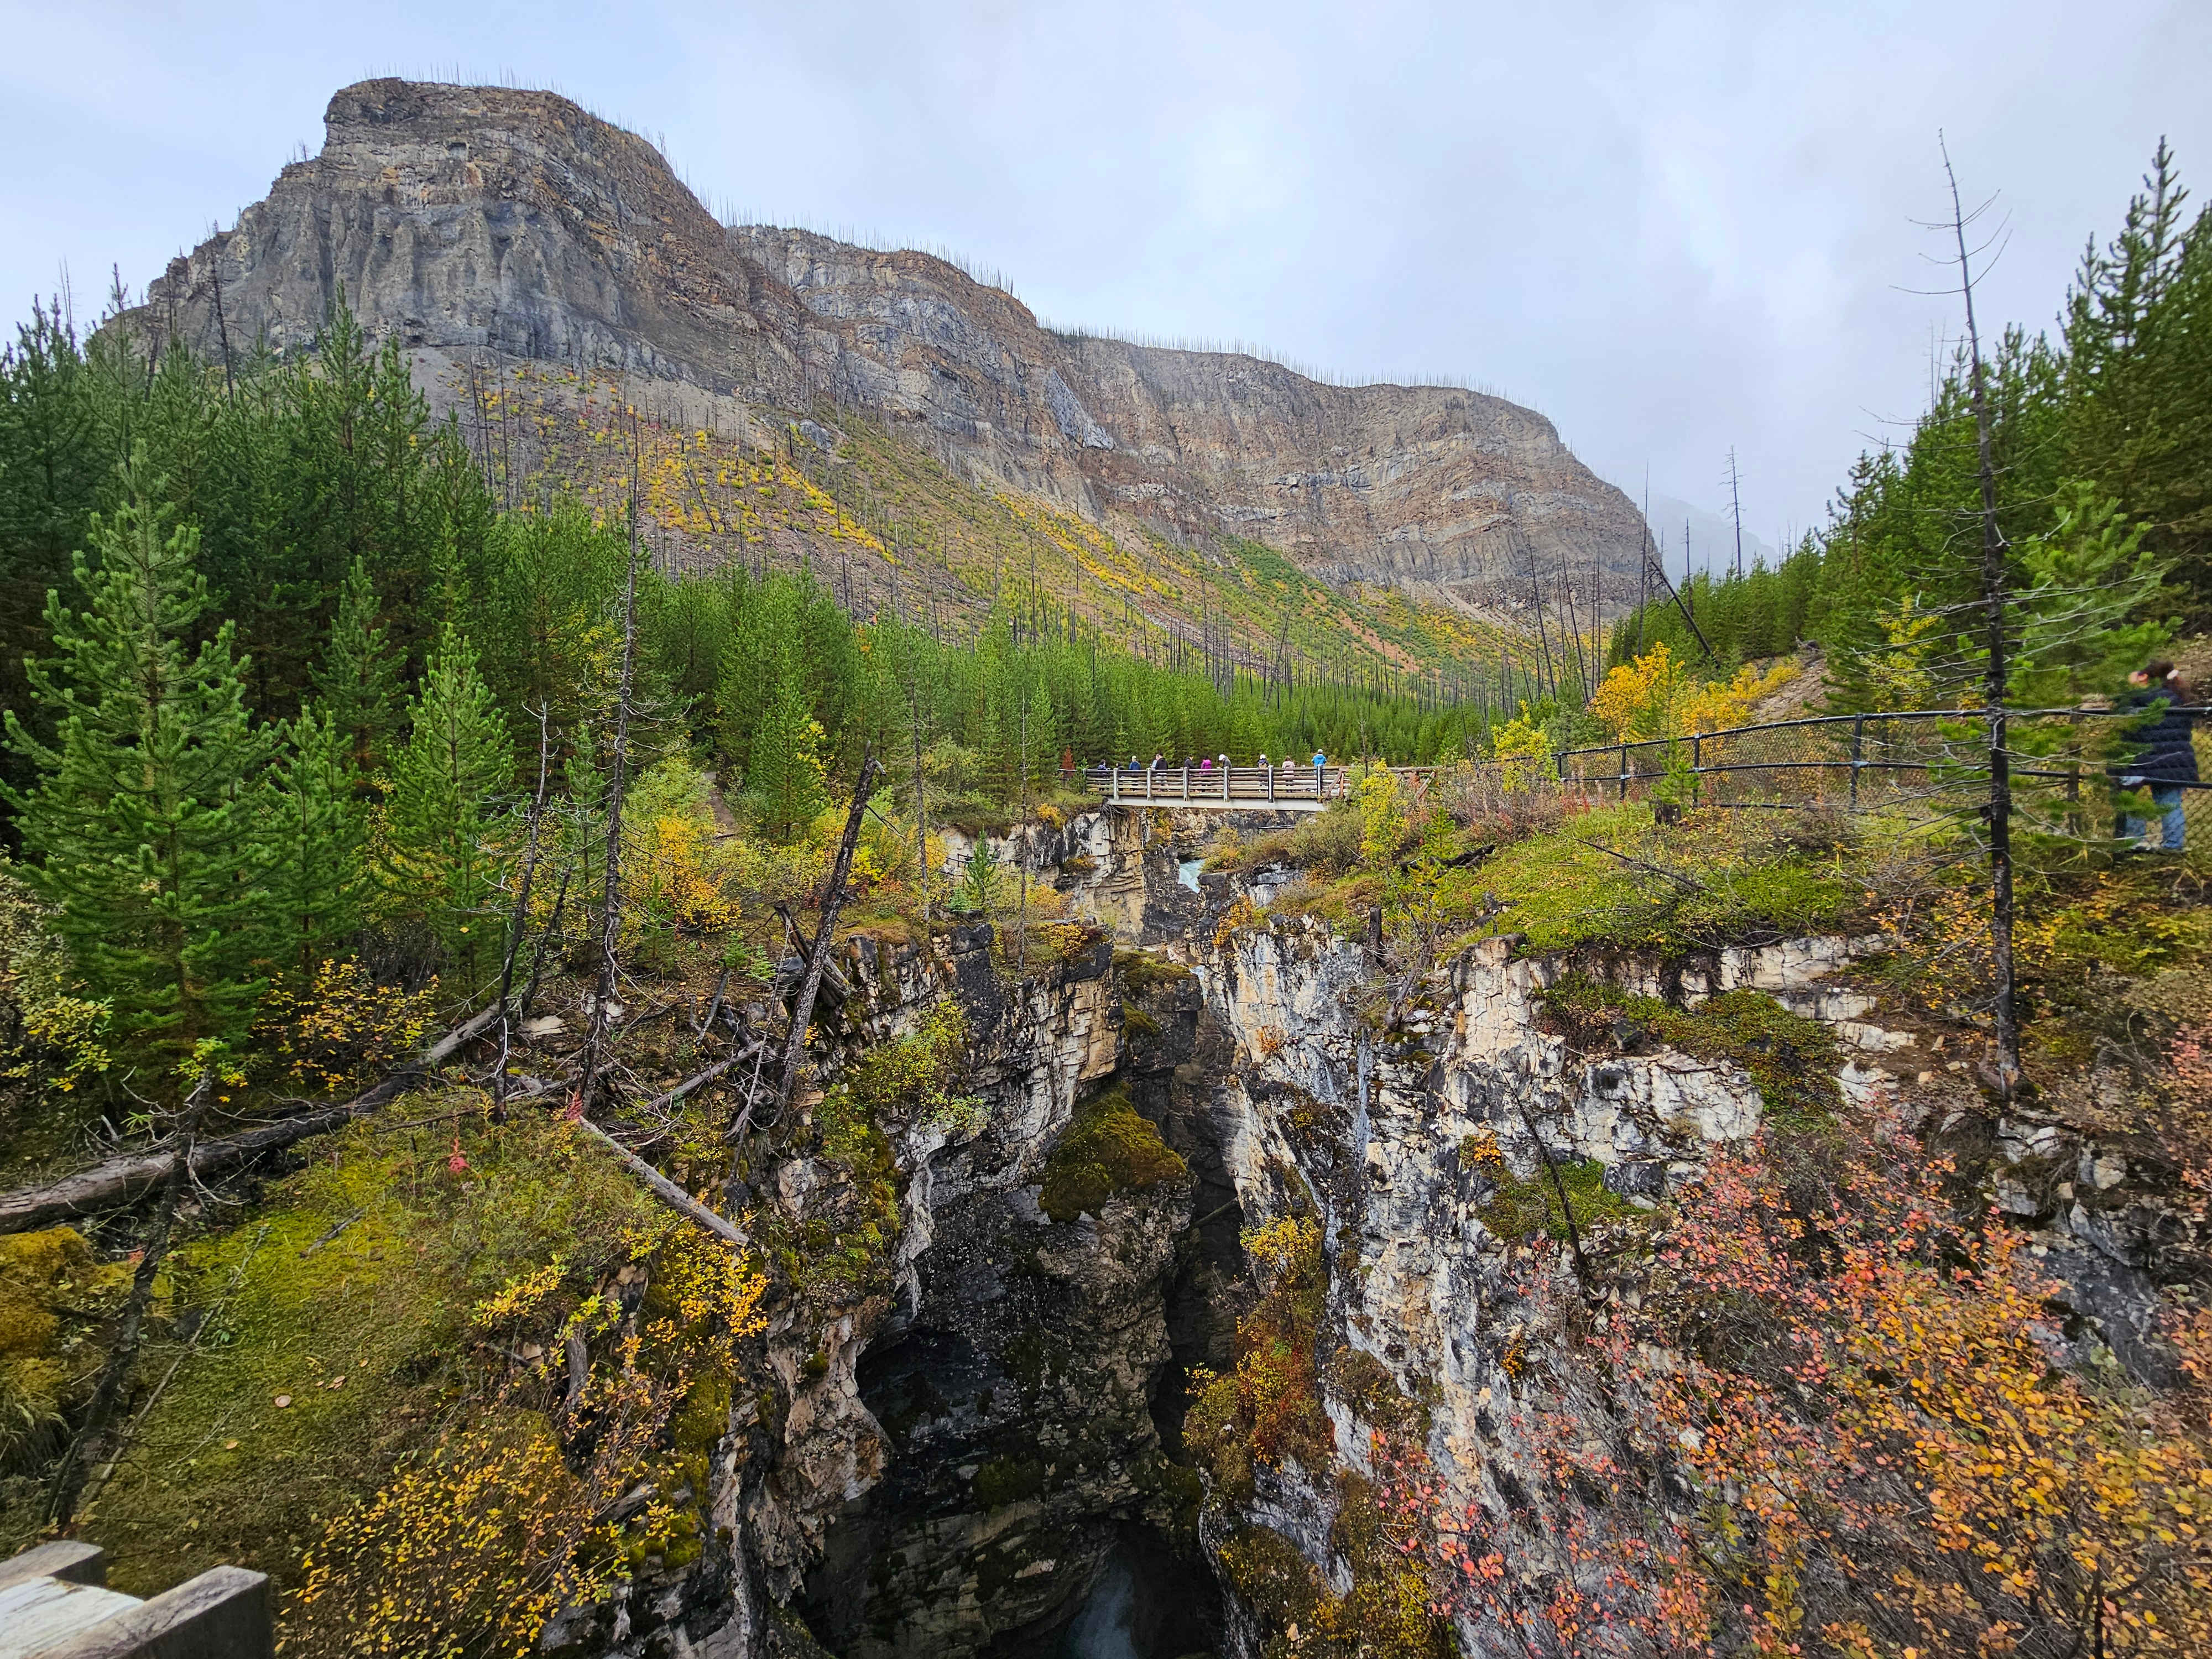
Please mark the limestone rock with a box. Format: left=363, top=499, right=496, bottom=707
left=135, top=80, right=1648, bottom=622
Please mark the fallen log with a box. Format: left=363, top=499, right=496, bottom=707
left=571, top=1118, right=748, bottom=1247
left=634, top=1045, right=760, bottom=1115
left=0, top=1004, right=505, bottom=1236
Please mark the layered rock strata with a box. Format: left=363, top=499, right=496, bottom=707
left=134, top=80, right=1647, bottom=618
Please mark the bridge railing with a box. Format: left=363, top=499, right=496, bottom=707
left=1085, top=763, right=1352, bottom=804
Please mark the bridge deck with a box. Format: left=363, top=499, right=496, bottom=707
left=1083, top=764, right=1353, bottom=812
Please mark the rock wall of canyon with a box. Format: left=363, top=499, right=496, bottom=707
left=573, top=806, right=2197, bottom=1659
left=132, top=79, right=1646, bottom=619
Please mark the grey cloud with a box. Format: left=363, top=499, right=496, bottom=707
left=4, top=0, right=2204, bottom=536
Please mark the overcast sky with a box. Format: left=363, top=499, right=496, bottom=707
left=3, top=0, right=2205, bottom=544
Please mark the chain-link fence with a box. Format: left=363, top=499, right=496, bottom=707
left=1550, top=706, right=2209, bottom=838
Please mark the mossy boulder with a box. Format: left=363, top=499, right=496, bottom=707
left=1037, top=1087, right=1188, bottom=1223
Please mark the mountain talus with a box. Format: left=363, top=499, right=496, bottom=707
left=141, top=79, right=1645, bottom=621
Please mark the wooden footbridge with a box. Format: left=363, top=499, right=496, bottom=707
left=1084, top=763, right=1357, bottom=812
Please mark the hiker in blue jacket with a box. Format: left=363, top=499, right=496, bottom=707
left=2112, top=661, right=2198, bottom=852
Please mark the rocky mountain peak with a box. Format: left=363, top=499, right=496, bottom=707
left=139, top=79, right=1647, bottom=620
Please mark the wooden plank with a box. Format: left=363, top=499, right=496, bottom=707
left=30, top=1565, right=270, bottom=1659
left=0, top=1579, right=143, bottom=1659
left=0, top=1542, right=106, bottom=1592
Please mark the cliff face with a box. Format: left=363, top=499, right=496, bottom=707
left=607, top=810, right=2195, bottom=1659
left=138, top=79, right=1646, bottom=619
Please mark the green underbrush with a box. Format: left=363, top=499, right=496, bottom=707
left=12, top=1097, right=684, bottom=1594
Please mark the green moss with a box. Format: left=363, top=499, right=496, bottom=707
left=1543, top=974, right=1843, bottom=1128
left=1328, top=1349, right=1430, bottom=1442
left=1120, top=998, right=1162, bottom=1040
left=846, top=1003, right=976, bottom=1127
left=0, top=1227, right=131, bottom=1477
left=1114, top=948, right=1193, bottom=994
left=1037, top=1087, right=1188, bottom=1223
left=972, top=1454, right=1046, bottom=1509
left=1131, top=1449, right=1206, bottom=1536
left=1439, top=805, right=1854, bottom=956
left=1477, top=1157, right=1642, bottom=1244
left=1218, top=1525, right=1324, bottom=1634
left=33, top=1099, right=667, bottom=1597
left=1665, top=989, right=1844, bottom=1127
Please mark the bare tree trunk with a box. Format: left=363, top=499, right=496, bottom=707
left=739, top=752, right=883, bottom=1163
left=1728, top=448, right=1746, bottom=583
left=1941, top=135, right=2022, bottom=1100
left=0, top=1007, right=506, bottom=1236
left=581, top=430, right=644, bottom=1108
left=904, top=598, right=931, bottom=928
left=495, top=705, right=554, bottom=1112
left=48, top=1067, right=215, bottom=1525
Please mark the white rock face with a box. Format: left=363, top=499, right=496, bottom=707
left=1191, top=917, right=1893, bottom=1655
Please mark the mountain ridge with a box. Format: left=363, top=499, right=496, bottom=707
left=133, top=77, right=1647, bottom=636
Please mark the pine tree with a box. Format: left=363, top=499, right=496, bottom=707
left=747, top=670, right=827, bottom=842
left=313, top=554, right=402, bottom=781
left=379, top=629, right=513, bottom=984
left=265, top=701, right=367, bottom=978
left=2, top=452, right=268, bottom=1068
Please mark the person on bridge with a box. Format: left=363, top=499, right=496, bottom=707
left=1259, top=752, right=1269, bottom=770
left=1151, top=753, right=1163, bottom=771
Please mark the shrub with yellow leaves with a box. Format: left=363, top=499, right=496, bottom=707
left=1490, top=709, right=1556, bottom=794
left=620, top=759, right=745, bottom=963
left=251, top=962, right=440, bottom=1095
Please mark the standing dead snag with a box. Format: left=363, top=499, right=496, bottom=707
left=1939, top=134, right=2022, bottom=1101
left=729, top=751, right=881, bottom=1172
left=580, top=427, right=645, bottom=1109
left=495, top=703, right=554, bottom=1113
left=48, top=1065, right=215, bottom=1527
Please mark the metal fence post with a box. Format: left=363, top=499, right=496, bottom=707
left=1691, top=733, right=1702, bottom=807
left=1618, top=742, right=1629, bottom=802
left=1849, top=712, right=1865, bottom=810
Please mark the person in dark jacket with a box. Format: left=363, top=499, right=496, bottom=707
left=2112, top=661, right=2198, bottom=852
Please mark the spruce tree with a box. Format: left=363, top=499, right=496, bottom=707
left=2, top=452, right=267, bottom=1068
left=265, top=701, right=367, bottom=979
left=379, top=629, right=513, bottom=985
left=313, top=554, right=401, bottom=781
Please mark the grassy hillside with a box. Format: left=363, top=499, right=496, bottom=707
left=454, top=358, right=1521, bottom=699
